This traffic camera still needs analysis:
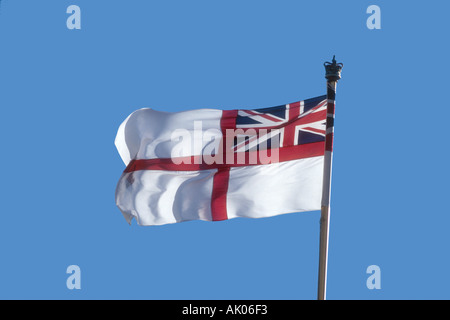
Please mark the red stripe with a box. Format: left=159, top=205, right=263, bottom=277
left=303, top=127, right=326, bottom=135
left=295, top=109, right=326, bottom=126
left=124, top=142, right=325, bottom=172
left=211, top=110, right=238, bottom=221
left=245, top=110, right=283, bottom=122
left=288, top=101, right=301, bottom=117
left=221, top=110, right=238, bottom=130
left=211, top=168, right=230, bottom=221
left=283, top=102, right=301, bottom=146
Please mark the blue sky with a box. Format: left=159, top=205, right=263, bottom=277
left=0, top=0, right=449, bottom=299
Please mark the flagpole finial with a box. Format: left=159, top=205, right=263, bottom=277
left=324, top=55, right=343, bottom=82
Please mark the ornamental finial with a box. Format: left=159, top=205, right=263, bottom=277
left=324, top=55, right=343, bottom=82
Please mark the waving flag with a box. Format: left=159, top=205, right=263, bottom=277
left=115, top=95, right=327, bottom=226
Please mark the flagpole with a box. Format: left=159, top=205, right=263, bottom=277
left=317, top=56, right=343, bottom=300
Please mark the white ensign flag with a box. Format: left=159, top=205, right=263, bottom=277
left=115, top=96, right=327, bottom=226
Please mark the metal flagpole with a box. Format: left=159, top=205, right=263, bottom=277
left=317, top=56, right=343, bottom=300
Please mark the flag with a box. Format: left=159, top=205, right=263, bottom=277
left=115, top=95, right=327, bottom=226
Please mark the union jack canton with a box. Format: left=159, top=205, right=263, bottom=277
left=231, top=95, right=327, bottom=153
